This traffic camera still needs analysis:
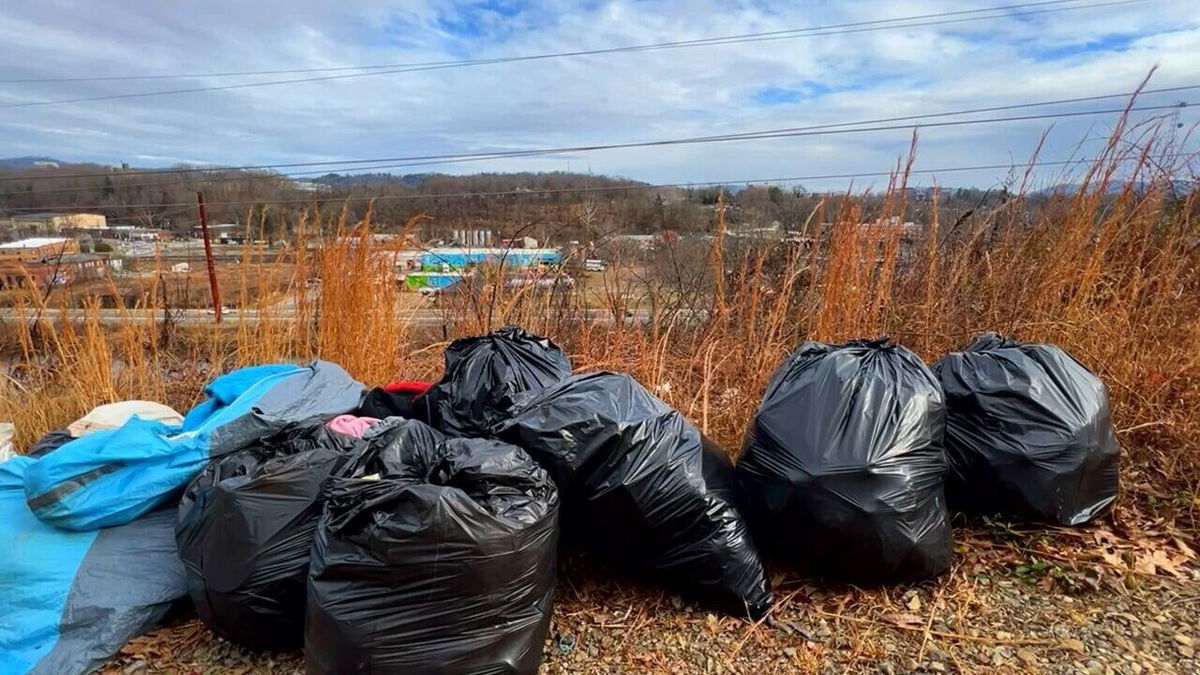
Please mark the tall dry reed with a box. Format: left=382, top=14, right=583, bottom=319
left=0, top=117, right=1196, bottom=513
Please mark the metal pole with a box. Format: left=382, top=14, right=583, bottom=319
left=196, top=191, right=222, bottom=323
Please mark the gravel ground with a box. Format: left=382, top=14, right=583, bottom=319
left=103, top=514, right=1197, bottom=675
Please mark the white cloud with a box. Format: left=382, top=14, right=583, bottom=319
left=0, top=0, right=1197, bottom=190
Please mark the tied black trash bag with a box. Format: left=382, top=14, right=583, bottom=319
left=495, top=372, right=771, bottom=619
left=306, top=418, right=559, bottom=675
left=433, top=326, right=572, bottom=437
left=175, top=421, right=363, bottom=650
left=738, top=339, right=952, bottom=584
left=933, top=333, right=1120, bottom=525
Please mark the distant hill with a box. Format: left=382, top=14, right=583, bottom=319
left=0, top=156, right=65, bottom=170
left=310, top=170, right=648, bottom=191
left=1036, top=180, right=1194, bottom=196
left=311, top=172, right=444, bottom=188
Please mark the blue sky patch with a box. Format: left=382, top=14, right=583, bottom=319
left=1028, top=32, right=1139, bottom=61
left=753, top=81, right=839, bottom=105
left=436, top=0, right=529, bottom=38
left=750, top=77, right=897, bottom=105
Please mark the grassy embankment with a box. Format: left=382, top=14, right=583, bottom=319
left=1, top=118, right=1197, bottom=520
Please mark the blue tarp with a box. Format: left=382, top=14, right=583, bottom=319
left=0, top=360, right=366, bottom=674
left=24, top=361, right=365, bottom=531
left=0, top=456, right=187, bottom=675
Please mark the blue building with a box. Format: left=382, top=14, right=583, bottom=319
left=420, top=247, right=562, bottom=271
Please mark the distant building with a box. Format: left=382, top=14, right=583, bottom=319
left=500, top=236, right=539, bottom=249
left=420, top=247, right=562, bottom=271
left=613, top=234, right=660, bottom=250
left=107, top=226, right=168, bottom=242
left=0, top=237, right=79, bottom=261
left=4, top=212, right=107, bottom=233
left=0, top=238, right=101, bottom=288
left=403, top=271, right=467, bottom=291
left=190, top=223, right=244, bottom=242
left=288, top=180, right=332, bottom=194
left=451, top=229, right=494, bottom=247
left=857, top=216, right=922, bottom=237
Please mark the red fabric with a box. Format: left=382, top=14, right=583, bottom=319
left=382, top=380, right=434, bottom=395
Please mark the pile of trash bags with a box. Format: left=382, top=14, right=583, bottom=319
left=737, top=335, right=1120, bottom=584
left=0, top=326, right=1122, bottom=674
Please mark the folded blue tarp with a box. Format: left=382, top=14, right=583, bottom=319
left=24, top=361, right=365, bottom=531
left=0, top=456, right=187, bottom=675
left=0, top=361, right=365, bottom=675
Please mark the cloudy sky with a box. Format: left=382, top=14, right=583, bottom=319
left=1, top=0, right=1197, bottom=190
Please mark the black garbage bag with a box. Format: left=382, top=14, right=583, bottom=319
left=495, top=371, right=771, bottom=619
left=175, top=420, right=363, bottom=649
left=737, top=339, right=952, bottom=584
left=933, top=333, right=1120, bottom=525
left=306, top=418, right=559, bottom=675
left=432, top=326, right=572, bottom=437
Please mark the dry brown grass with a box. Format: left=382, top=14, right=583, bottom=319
left=1, top=117, right=1197, bottom=519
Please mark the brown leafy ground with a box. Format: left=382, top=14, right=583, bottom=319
left=102, top=496, right=1198, bottom=675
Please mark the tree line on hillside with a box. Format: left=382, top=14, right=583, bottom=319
left=4, top=162, right=1178, bottom=247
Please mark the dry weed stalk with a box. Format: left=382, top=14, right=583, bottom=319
left=0, top=118, right=1196, bottom=506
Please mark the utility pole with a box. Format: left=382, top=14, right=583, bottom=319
left=196, top=191, right=222, bottom=323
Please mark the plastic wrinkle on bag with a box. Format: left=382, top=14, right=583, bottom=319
left=432, top=326, right=572, bottom=437
left=495, top=371, right=771, bottom=619
left=933, top=333, right=1120, bottom=525
left=737, top=339, right=952, bottom=584
left=306, top=418, right=559, bottom=675
left=175, top=421, right=364, bottom=649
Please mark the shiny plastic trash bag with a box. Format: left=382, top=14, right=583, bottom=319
left=933, top=333, right=1120, bottom=525
left=175, top=421, right=363, bottom=649
left=738, top=339, right=952, bottom=583
left=495, top=371, right=771, bottom=619
left=432, top=326, right=572, bottom=437
left=306, top=419, right=559, bottom=675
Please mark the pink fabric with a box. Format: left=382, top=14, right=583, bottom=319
left=326, top=415, right=381, bottom=439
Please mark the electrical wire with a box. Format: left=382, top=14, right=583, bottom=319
left=1, top=96, right=1188, bottom=187
left=5, top=155, right=1190, bottom=213
left=0, top=0, right=1143, bottom=109
left=0, top=0, right=1102, bottom=83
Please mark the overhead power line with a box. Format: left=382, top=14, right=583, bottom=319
left=0, top=0, right=1103, bottom=84
left=0, top=96, right=1188, bottom=189
left=0, top=0, right=1143, bottom=109
left=5, top=156, right=1190, bottom=213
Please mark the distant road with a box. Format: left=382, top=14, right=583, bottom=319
left=0, top=306, right=656, bottom=327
